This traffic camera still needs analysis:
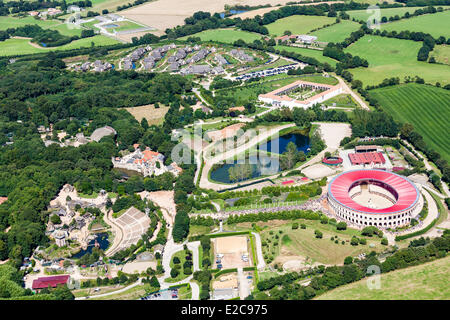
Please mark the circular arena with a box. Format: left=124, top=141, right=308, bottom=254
left=327, top=169, right=423, bottom=228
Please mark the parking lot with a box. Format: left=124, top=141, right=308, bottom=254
left=235, top=63, right=298, bottom=81
left=140, top=288, right=179, bottom=300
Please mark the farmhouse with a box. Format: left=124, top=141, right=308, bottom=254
left=258, top=80, right=343, bottom=109
left=297, top=35, right=318, bottom=44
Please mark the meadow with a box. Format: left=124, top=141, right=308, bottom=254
left=370, top=83, right=450, bottom=162
left=316, top=255, right=450, bottom=300
left=124, top=104, right=170, bottom=125
left=310, top=20, right=361, bottom=43
left=345, top=35, right=450, bottom=86
left=381, top=10, right=450, bottom=39
left=0, top=16, right=83, bottom=37
left=430, top=45, right=450, bottom=65
left=274, top=45, right=338, bottom=66
left=0, top=36, right=120, bottom=56
left=347, top=6, right=449, bottom=22
left=245, top=219, right=385, bottom=266
left=180, top=28, right=262, bottom=44
left=266, top=15, right=335, bottom=36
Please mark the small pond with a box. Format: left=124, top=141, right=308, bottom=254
left=210, top=133, right=310, bottom=184
left=71, top=232, right=109, bottom=259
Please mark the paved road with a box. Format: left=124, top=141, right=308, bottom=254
left=237, top=267, right=250, bottom=300
left=251, top=232, right=266, bottom=271
left=75, top=279, right=143, bottom=300
left=190, top=282, right=200, bottom=300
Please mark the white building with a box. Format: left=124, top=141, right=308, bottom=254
left=258, top=80, right=343, bottom=109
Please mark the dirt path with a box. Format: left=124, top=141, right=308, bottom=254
left=335, top=75, right=370, bottom=110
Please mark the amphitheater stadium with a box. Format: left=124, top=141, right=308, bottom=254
left=327, top=169, right=423, bottom=228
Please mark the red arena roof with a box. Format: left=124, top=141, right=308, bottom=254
left=32, top=275, right=70, bottom=290
left=328, top=169, right=419, bottom=214
left=348, top=152, right=385, bottom=165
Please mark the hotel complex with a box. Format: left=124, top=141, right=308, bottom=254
left=258, top=80, right=343, bottom=109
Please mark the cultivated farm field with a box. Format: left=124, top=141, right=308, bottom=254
left=370, top=83, right=450, bottom=162
left=274, top=45, right=338, bottom=66
left=310, top=20, right=361, bottom=43
left=266, top=15, right=335, bottom=36
left=345, top=35, right=450, bottom=86
left=316, top=255, right=450, bottom=300
left=180, top=28, right=262, bottom=44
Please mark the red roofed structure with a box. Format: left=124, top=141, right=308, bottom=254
left=327, top=169, right=422, bottom=228
left=32, top=275, right=70, bottom=291
left=348, top=152, right=385, bottom=165
left=0, top=197, right=7, bottom=205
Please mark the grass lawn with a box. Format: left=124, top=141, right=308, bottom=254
left=107, top=20, right=145, bottom=33
left=0, top=16, right=84, bottom=37
left=323, top=94, right=359, bottom=108
left=429, top=44, right=450, bottom=65
left=316, top=255, right=450, bottom=300
left=347, top=6, right=449, bottom=22
left=370, top=83, right=450, bottom=162
left=166, top=249, right=193, bottom=283
left=232, top=219, right=386, bottom=266
left=0, top=35, right=119, bottom=56
left=180, top=28, right=262, bottom=44
left=266, top=15, right=335, bottom=36
left=274, top=45, right=338, bottom=66
left=382, top=10, right=450, bottom=39
left=247, top=57, right=292, bottom=73
left=310, top=20, right=361, bottom=43
left=345, top=35, right=450, bottom=86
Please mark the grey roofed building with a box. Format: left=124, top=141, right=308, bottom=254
left=130, top=47, right=147, bottom=61
left=211, top=66, right=224, bottom=74
left=122, top=58, right=133, bottom=70
left=212, top=289, right=238, bottom=300
left=215, top=54, right=228, bottom=65
left=230, top=49, right=254, bottom=62
left=169, top=62, right=179, bottom=72
left=80, top=62, right=91, bottom=72
left=175, top=48, right=187, bottom=60
left=297, top=34, right=317, bottom=43
left=167, top=55, right=177, bottom=63
left=90, top=126, right=117, bottom=142
left=180, top=64, right=211, bottom=75
left=151, top=50, right=162, bottom=60
left=186, top=48, right=210, bottom=64
left=143, top=57, right=155, bottom=70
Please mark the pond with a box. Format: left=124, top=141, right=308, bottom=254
left=258, top=133, right=310, bottom=155
left=104, top=23, right=119, bottom=28
left=219, top=10, right=248, bottom=18
left=210, top=133, right=310, bottom=184
left=71, top=232, right=110, bottom=259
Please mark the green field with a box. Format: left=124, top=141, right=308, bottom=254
left=266, top=15, right=336, bottom=36
left=310, top=20, right=361, bottom=43
left=323, top=94, right=359, bottom=108
left=316, top=255, right=450, bottom=300
left=347, top=6, right=449, bottom=22
left=381, top=10, right=450, bottom=38
left=0, top=16, right=84, bottom=37
left=180, top=28, right=262, bottom=44
left=0, top=35, right=120, bottom=56
left=216, top=75, right=338, bottom=105
left=274, top=45, right=338, bottom=66
left=253, top=219, right=385, bottom=266
left=370, top=83, right=450, bottom=162
left=106, top=20, right=145, bottom=33
left=345, top=35, right=450, bottom=86
left=430, top=45, right=450, bottom=65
